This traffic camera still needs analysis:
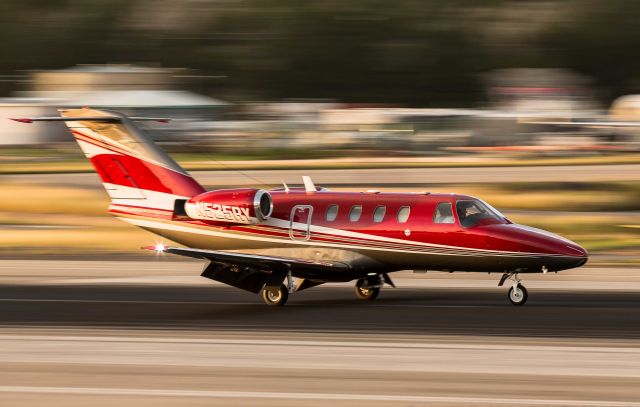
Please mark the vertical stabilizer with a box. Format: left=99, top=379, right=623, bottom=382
left=59, top=108, right=205, bottom=211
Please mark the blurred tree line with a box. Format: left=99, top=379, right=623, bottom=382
left=1, top=0, right=640, bottom=106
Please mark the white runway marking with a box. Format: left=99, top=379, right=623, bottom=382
left=0, top=385, right=638, bottom=406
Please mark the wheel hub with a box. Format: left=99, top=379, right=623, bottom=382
left=267, top=289, right=281, bottom=302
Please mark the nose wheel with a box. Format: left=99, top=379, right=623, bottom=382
left=508, top=284, right=528, bottom=306
left=499, top=272, right=528, bottom=306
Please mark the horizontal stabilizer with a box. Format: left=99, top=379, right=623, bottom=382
left=10, top=116, right=170, bottom=124
left=10, top=116, right=171, bottom=123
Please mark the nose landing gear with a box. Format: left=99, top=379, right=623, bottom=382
left=499, top=272, right=528, bottom=306
left=507, top=284, right=528, bottom=306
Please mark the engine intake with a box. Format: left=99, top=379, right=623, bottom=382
left=184, top=188, right=273, bottom=224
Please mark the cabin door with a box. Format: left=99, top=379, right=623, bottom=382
left=289, top=205, right=313, bottom=241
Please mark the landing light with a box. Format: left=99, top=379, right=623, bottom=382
left=155, top=243, right=166, bottom=252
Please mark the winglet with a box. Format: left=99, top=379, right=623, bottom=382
left=302, top=176, right=317, bottom=192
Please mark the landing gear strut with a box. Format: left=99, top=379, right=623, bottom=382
left=499, top=272, right=528, bottom=306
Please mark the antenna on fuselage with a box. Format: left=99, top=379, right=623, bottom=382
left=302, top=176, right=317, bottom=193
left=281, top=179, right=290, bottom=193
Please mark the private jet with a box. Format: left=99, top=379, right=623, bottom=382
left=11, top=109, right=588, bottom=306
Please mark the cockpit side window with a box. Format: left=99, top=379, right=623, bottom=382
left=456, top=199, right=505, bottom=228
left=433, top=202, right=455, bottom=224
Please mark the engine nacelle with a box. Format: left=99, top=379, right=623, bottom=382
left=184, top=188, right=273, bottom=225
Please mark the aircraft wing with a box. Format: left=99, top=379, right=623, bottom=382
left=145, top=246, right=351, bottom=293
left=160, top=246, right=350, bottom=273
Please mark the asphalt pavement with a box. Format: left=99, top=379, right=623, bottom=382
left=0, top=260, right=639, bottom=406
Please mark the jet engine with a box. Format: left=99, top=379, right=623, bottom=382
left=183, top=188, right=273, bottom=225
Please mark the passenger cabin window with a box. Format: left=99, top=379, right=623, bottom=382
left=397, top=206, right=410, bottom=223
left=433, top=202, right=455, bottom=224
left=349, top=205, right=363, bottom=222
left=373, top=206, right=386, bottom=223
left=326, top=204, right=339, bottom=222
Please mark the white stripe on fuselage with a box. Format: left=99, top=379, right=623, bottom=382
left=265, top=217, right=507, bottom=253
left=121, top=216, right=562, bottom=258
left=103, top=184, right=188, bottom=210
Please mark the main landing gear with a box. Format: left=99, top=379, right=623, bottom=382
left=355, top=282, right=380, bottom=301
left=259, top=271, right=296, bottom=306
left=260, top=284, right=289, bottom=306
left=354, top=273, right=395, bottom=301
left=258, top=271, right=328, bottom=306
left=499, top=272, right=528, bottom=306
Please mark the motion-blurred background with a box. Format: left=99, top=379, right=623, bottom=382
left=1, top=0, right=639, bottom=263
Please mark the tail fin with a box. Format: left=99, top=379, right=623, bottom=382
left=14, top=108, right=205, bottom=212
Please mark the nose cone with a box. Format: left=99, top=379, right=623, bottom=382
left=483, top=224, right=588, bottom=271
left=561, top=240, right=588, bottom=258
left=515, top=225, right=586, bottom=255
left=509, top=224, right=588, bottom=269
left=550, top=239, right=589, bottom=270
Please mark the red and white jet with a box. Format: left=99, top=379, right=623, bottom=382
left=12, top=109, right=588, bottom=306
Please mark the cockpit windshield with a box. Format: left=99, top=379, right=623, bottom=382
left=456, top=199, right=507, bottom=228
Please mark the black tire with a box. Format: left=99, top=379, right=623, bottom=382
left=260, top=284, right=289, bottom=306
left=354, top=279, right=380, bottom=301
left=508, top=284, right=528, bottom=306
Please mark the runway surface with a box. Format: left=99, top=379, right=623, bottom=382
left=6, top=163, right=640, bottom=188
left=1, top=260, right=639, bottom=406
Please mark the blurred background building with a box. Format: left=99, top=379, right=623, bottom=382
left=1, top=0, right=640, bottom=151
left=1, top=65, right=227, bottom=145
